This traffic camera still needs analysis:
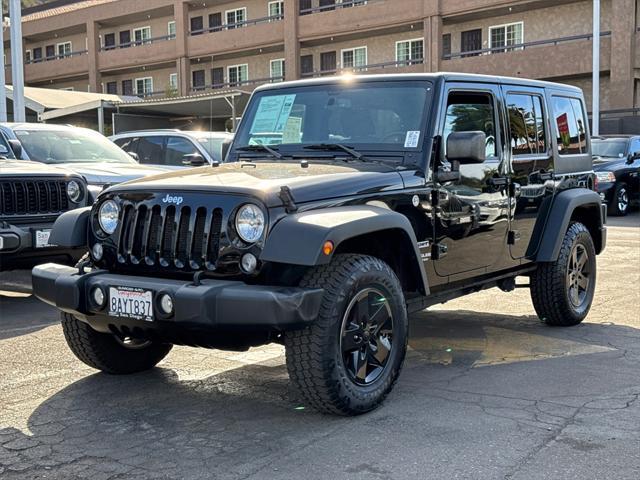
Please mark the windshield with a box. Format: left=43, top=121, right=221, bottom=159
left=233, top=81, right=431, bottom=153
left=0, top=133, right=15, bottom=159
left=192, top=134, right=228, bottom=161
left=15, top=128, right=137, bottom=164
left=592, top=139, right=628, bottom=158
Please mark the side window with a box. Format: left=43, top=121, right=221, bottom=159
left=165, top=137, right=199, bottom=166
left=444, top=92, right=497, bottom=158
left=629, top=138, right=640, bottom=155
left=506, top=93, right=546, bottom=156
left=114, top=137, right=138, bottom=154
left=0, top=132, right=14, bottom=158
left=136, top=136, right=165, bottom=164
left=552, top=96, right=587, bottom=155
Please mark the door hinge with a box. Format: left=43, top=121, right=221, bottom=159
left=508, top=230, right=521, bottom=245
left=432, top=243, right=448, bottom=260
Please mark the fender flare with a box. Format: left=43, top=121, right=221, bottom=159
left=534, top=189, right=604, bottom=261
left=260, top=205, right=429, bottom=294
left=49, top=206, right=91, bottom=248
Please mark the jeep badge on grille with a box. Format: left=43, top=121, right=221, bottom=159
left=162, top=194, right=184, bottom=206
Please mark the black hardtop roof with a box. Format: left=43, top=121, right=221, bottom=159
left=254, top=72, right=583, bottom=95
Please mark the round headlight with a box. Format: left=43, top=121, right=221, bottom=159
left=235, top=204, right=265, bottom=243
left=66, top=180, right=82, bottom=203
left=98, top=200, right=120, bottom=235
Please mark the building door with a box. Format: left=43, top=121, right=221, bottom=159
left=209, top=13, right=222, bottom=31
left=433, top=84, right=510, bottom=278
left=461, top=29, right=482, bottom=57
left=190, top=16, right=204, bottom=35
left=119, top=30, right=131, bottom=48
left=122, top=79, right=133, bottom=96
left=104, top=33, right=116, bottom=50
left=45, top=45, right=55, bottom=60
left=301, top=55, right=314, bottom=76
left=320, top=51, right=337, bottom=74
left=211, top=67, right=224, bottom=88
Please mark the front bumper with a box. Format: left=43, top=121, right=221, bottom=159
left=32, top=263, right=324, bottom=334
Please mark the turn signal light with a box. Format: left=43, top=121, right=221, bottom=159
left=323, top=241, right=334, bottom=256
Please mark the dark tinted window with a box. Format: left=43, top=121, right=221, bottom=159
left=114, top=137, right=138, bottom=154
left=136, top=136, right=165, bottom=164
left=444, top=92, right=497, bottom=158
left=192, top=70, right=205, bottom=89
left=190, top=16, right=204, bottom=34
left=165, top=137, right=199, bottom=166
left=104, top=33, right=116, bottom=50
left=0, top=132, right=15, bottom=159
left=552, top=96, right=587, bottom=155
left=506, top=93, right=546, bottom=156
left=106, top=81, right=118, bottom=94
left=122, top=79, right=133, bottom=95
left=629, top=137, right=640, bottom=155
left=442, top=34, right=451, bottom=58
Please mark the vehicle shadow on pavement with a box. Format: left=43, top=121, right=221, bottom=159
left=1, top=310, right=638, bottom=478
left=0, top=293, right=57, bottom=341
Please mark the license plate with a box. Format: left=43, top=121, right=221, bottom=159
left=34, top=229, right=52, bottom=248
left=108, top=287, right=154, bottom=322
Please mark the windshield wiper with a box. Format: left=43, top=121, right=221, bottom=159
left=236, top=144, right=283, bottom=159
left=303, top=143, right=366, bottom=161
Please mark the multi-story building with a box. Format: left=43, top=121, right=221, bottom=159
left=3, top=0, right=639, bottom=123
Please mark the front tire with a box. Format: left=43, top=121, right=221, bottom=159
left=61, top=313, right=172, bottom=374
left=609, top=182, right=629, bottom=216
left=530, top=222, right=596, bottom=326
left=285, top=254, right=408, bottom=415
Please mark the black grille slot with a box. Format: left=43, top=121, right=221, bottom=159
left=0, top=179, right=72, bottom=216
left=115, top=203, right=225, bottom=271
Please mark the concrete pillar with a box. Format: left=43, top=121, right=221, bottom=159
left=86, top=20, right=100, bottom=93
left=427, top=15, right=442, bottom=73
left=608, top=0, right=635, bottom=110
left=174, top=0, right=190, bottom=95
left=283, top=0, right=300, bottom=81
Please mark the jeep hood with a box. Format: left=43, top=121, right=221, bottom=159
left=54, top=162, right=172, bottom=185
left=0, top=159, right=78, bottom=177
left=108, top=160, right=405, bottom=206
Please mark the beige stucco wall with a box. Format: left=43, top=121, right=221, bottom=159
left=189, top=0, right=278, bottom=27
left=100, top=65, right=178, bottom=95
left=98, top=14, right=176, bottom=44
left=190, top=50, right=285, bottom=87
left=24, top=31, right=88, bottom=56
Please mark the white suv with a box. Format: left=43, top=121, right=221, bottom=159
left=110, top=130, right=233, bottom=167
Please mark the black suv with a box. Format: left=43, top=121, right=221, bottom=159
left=592, top=135, right=640, bottom=215
left=33, top=74, right=606, bottom=415
left=0, top=132, right=89, bottom=271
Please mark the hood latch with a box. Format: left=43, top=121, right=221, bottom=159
left=278, top=186, right=298, bottom=213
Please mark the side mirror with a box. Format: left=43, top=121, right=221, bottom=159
left=628, top=151, right=640, bottom=163
left=182, top=153, right=206, bottom=166
left=447, top=131, right=486, bottom=164
left=127, top=151, right=139, bottom=161
left=8, top=139, right=22, bottom=159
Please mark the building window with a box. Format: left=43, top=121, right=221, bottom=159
left=270, top=58, right=285, bottom=82
left=299, top=0, right=312, bottom=15
left=489, top=22, right=523, bottom=53
left=45, top=45, right=55, bottom=60
left=442, top=33, right=451, bottom=59
left=190, top=16, right=204, bottom=35
left=104, top=33, right=116, bottom=50
left=337, top=0, right=368, bottom=7
left=56, top=42, right=72, bottom=58
left=341, top=46, right=367, bottom=70
left=227, top=64, right=248, bottom=87
left=119, top=30, right=131, bottom=48
left=211, top=67, right=224, bottom=88
left=506, top=93, right=546, bottom=156
left=169, top=73, right=178, bottom=90
left=396, top=38, right=424, bottom=65
left=133, top=26, right=152, bottom=46
left=106, top=81, right=118, bottom=94
left=226, top=8, right=246, bottom=29
left=135, top=77, right=154, bottom=97
left=25, top=50, right=31, bottom=63
left=192, top=70, right=205, bottom=90
left=461, top=29, right=482, bottom=57
left=209, top=13, right=223, bottom=31
left=122, top=79, right=133, bottom=95
left=552, top=96, right=587, bottom=155
left=32, top=47, right=42, bottom=63
left=268, top=1, right=284, bottom=19
left=168, top=21, right=176, bottom=38
left=320, top=51, right=337, bottom=74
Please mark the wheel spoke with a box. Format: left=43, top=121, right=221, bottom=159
left=342, top=328, right=362, bottom=352
left=373, top=335, right=391, bottom=364
left=577, top=274, right=589, bottom=290
left=571, top=247, right=578, bottom=269
left=371, top=306, right=390, bottom=335
left=355, top=351, right=368, bottom=381
left=576, top=249, right=587, bottom=271
left=356, top=296, right=370, bottom=324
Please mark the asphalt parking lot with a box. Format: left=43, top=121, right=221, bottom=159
left=1, top=213, right=639, bottom=480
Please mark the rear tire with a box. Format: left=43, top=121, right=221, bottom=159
left=285, top=254, right=408, bottom=415
left=61, top=313, right=172, bottom=374
left=530, top=222, right=596, bottom=326
left=609, top=182, right=629, bottom=216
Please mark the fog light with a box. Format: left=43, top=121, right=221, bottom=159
left=92, top=242, right=103, bottom=261
left=91, top=287, right=105, bottom=308
left=159, top=294, right=174, bottom=315
left=241, top=253, right=257, bottom=273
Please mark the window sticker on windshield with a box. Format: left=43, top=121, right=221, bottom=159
left=282, top=116, right=303, bottom=144
left=404, top=131, right=420, bottom=148
left=250, top=94, right=296, bottom=134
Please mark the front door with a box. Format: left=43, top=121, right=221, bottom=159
left=433, top=84, right=510, bottom=278
left=461, top=29, right=482, bottom=57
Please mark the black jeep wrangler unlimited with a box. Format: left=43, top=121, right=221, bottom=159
left=0, top=133, right=89, bottom=271
left=33, top=74, right=606, bottom=415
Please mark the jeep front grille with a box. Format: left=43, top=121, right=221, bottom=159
left=0, top=180, right=69, bottom=216
left=116, top=204, right=224, bottom=270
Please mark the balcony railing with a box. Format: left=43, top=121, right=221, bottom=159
left=190, top=75, right=284, bottom=93
left=25, top=49, right=88, bottom=64
left=443, top=31, right=612, bottom=60
left=300, top=58, right=424, bottom=78
left=99, top=34, right=175, bottom=51
left=189, top=14, right=283, bottom=36
left=300, top=0, right=372, bottom=15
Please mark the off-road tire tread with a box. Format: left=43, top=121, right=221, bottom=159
left=285, top=254, right=407, bottom=415
left=61, top=313, right=172, bottom=374
left=530, top=222, right=595, bottom=326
